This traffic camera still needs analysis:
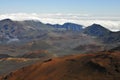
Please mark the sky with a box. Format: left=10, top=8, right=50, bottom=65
left=0, top=0, right=120, bottom=31
left=0, top=0, right=120, bottom=15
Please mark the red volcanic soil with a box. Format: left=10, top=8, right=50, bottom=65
left=0, top=52, right=120, bottom=80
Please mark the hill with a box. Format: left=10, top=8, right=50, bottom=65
left=47, top=22, right=83, bottom=31
left=1, top=51, right=120, bottom=80
left=0, top=19, right=54, bottom=43
left=83, top=24, right=120, bottom=43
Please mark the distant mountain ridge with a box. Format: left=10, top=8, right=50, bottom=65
left=47, top=22, right=83, bottom=31
left=0, top=19, right=120, bottom=44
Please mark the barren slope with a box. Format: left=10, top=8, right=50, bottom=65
left=1, top=51, right=120, bottom=80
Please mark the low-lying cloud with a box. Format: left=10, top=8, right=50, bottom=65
left=0, top=13, right=120, bottom=31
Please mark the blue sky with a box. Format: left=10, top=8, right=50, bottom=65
left=0, top=0, right=120, bottom=16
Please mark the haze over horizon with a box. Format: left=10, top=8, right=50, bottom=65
left=0, top=0, right=120, bottom=31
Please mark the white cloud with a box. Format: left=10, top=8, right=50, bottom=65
left=0, top=13, right=120, bottom=31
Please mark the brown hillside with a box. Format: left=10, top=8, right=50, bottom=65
left=0, top=52, right=120, bottom=80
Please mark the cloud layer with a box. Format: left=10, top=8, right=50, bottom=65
left=0, top=13, right=120, bottom=31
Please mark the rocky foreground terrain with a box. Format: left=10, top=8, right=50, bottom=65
left=0, top=50, right=119, bottom=80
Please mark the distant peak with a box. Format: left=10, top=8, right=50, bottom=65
left=89, top=23, right=107, bottom=29
left=63, top=22, right=79, bottom=25
left=91, top=23, right=102, bottom=27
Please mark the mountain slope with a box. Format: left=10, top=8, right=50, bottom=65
left=47, top=22, right=83, bottom=31
left=1, top=51, right=120, bottom=80
left=0, top=19, right=119, bottom=44
left=83, top=24, right=111, bottom=37
left=83, top=24, right=120, bottom=43
left=0, top=19, right=54, bottom=43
